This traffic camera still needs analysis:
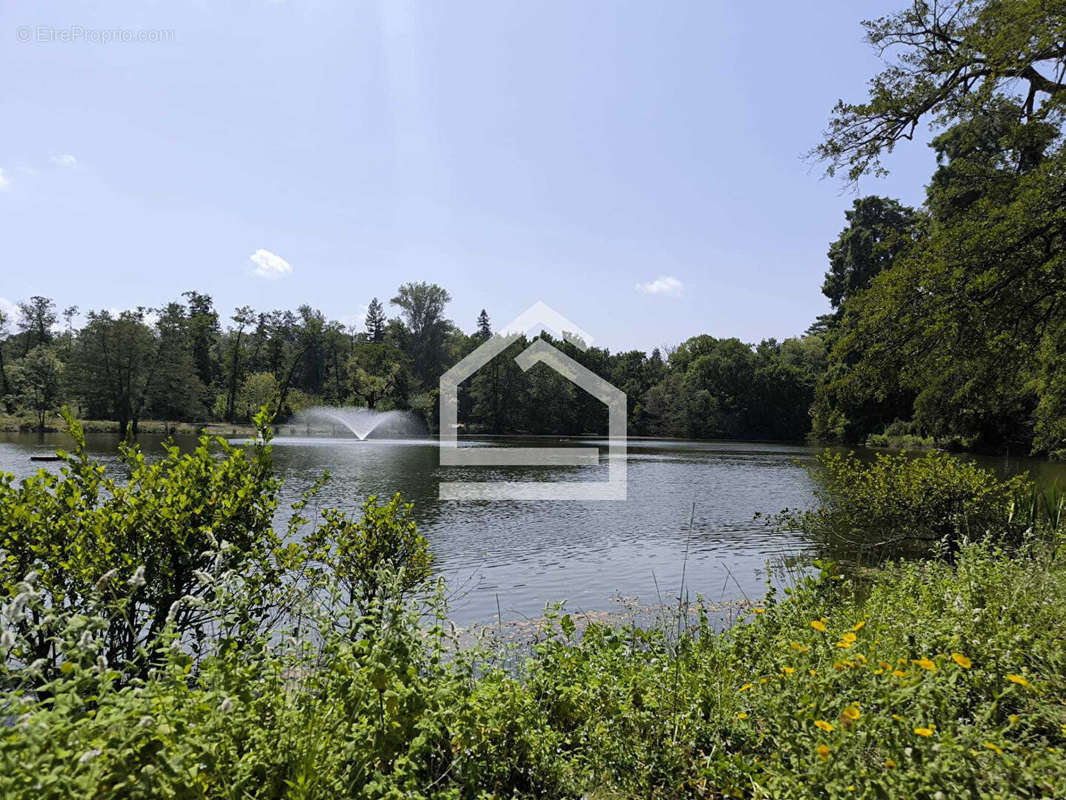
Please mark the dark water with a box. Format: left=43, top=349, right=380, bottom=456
left=2, top=431, right=1061, bottom=625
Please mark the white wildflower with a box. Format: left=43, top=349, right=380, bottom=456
left=96, top=655, right=107, bottom=671
left=193, top=570, right=213, bottom=585
left=219, top=697, right=233, bottom=713
left=78, top=749, right=102, bottom=764
left=138, top=716, right=153, bottom=728
left=166, top=600, right=182, bottom=622
left=22, top=570, right=38, bottom=586
left=78, top=630, right=94, bottom=649
left=0, top=630, right=16, bottom=650
left=128, top=565, right=146, bottom=588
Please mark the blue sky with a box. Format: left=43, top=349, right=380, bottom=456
left=1, top=0, right=937, bottom=352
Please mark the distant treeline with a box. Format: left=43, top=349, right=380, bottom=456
left=0, top=285, right=825, bottom=441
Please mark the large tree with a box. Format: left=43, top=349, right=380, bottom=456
left=812, top=0, right=1066, bottom=451
left=223, top=306, right=256, bottom=423
left=16, top=296, right=57, bottom=355
left=182, top=291, right=220, bottom=406
left=390, top=282, right=453, bottom=386
left=364, top=297, right=386, bottom=343
left=146, top=303, right=206, bottom=421
left=10, top=345, right=63, bottom=430
left=71, top=310, right=158, bottom=434
left=822, top=196, right=922, bottom=311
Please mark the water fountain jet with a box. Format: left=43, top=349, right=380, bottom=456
left=291, top=406, right=423, bottom=440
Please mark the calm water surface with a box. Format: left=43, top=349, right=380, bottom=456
left=1, top=431, right=1060, bottom=625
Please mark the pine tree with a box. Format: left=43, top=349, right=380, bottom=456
left=365, top=298, right=386, bottom=343
left=476, top=309, right=491, bottom=341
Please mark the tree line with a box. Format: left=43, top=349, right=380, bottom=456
left=0, top=283, right=825, bottom=441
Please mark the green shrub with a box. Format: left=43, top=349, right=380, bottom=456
left=306, top=493, right=433, bottom=612
left=0, top=408, right=285, bottom=687
left=772, top=450, right=1034, bottom=559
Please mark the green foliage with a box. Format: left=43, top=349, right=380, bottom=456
left=642, top=334, right=825, bottom=441
left=5, top=533, right=1066, bottom=797
left=4, top=424, right=1066, bottom=797
left=811, top=1, right=1066, bottom=453
left=0, top=409, right=283, bottom=684
left=773, top=450, right=1036, bottom=560
left=822, top=196, right=922, bottom=311
left=307, top=493, right=433, bottom=612
left=814, top=0, right=1066, bottom=182
left=8, top=345, right=63, bottom=431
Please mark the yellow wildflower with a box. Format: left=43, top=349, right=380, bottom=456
left=884, top=759, right=896, bottom=769
left=790, top=641, right=808, bottom=652
left=878, top=660, right=891, bottom=670
left=913, top=658, right=936, bottom=671
left=809, top=669, right=817, bottom=676
left=851, top=620, right=866, bottom=632
left=891, top=714, right=905, bottom=722
left=811, top=620, right=827, bottom=632
left=842, top=632, right=857, bottom=644
left=985, top=741, right=1003, bottom=755
left=753, top=608, right=765, bottom=614
left=814, top=719, right=835, bottom=732
left=836, top=640, right=853, bottom=649
left=1006, top=674, right=1031, bottom=688
left=914, top=726, right=934, bottom=737
left=951, top=652, right=971, bottom=669
left=892, top=670, right=906, bottom=678
left=842, top=705, right=861, bottom=721
left=737, top=712, right=749, bottom=720
left=874, top=668, right=884, bottom=675
left=782, top=666, right=795, bottom=675
left=817, top=743, right=830, bottom=762
left=739, top=683, right=754, bottom=692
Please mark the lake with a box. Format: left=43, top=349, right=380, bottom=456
left=1, top=431, right=1060, bottom=626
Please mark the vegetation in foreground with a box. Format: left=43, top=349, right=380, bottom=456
left=2, top=418, right=1065, bottom=797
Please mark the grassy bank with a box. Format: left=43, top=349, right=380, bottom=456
left=0, top=412, right=261, bottom=437
left=3, top=541, right=1064, bottom=798
left=2, top=428, right=1064, bottom=797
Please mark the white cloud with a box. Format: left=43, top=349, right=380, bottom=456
left=635, top=276, right=684, bottom=296
left=249, top=248, right=293, bottom=279
left=0, top=168, right=9, bottom=189
left=50, top=153, right=77, bottom=168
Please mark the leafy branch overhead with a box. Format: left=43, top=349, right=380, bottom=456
left=815, top=0, right=1066, bottom=181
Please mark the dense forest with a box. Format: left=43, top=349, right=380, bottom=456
left=0, top=286, right=826, bottom=441
left=4, top=2, right=1066, bottom=456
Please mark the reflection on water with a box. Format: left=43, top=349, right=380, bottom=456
left=2, top=431, right=1062, bottom=625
